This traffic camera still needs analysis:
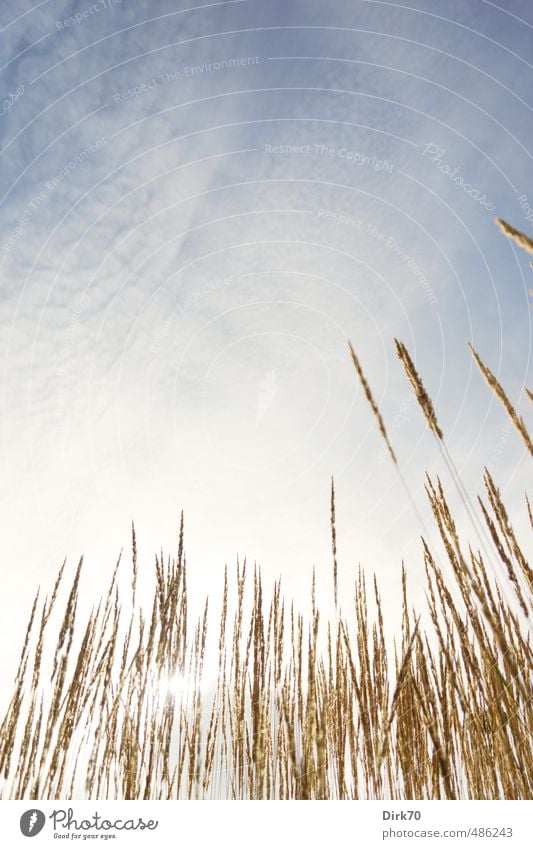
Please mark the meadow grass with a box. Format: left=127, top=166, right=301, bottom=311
left=0, top=221, right=531, bottom=800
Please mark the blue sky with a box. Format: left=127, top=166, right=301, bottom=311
left=0, top=0, right=531, bottom=689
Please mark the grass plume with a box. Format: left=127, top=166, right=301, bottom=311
left=395, top=339, right=443, bottom=440
left=0, top=336, right=531, bottom=800
left=348, top=341, right=397, bottom=464
left=496, top=218, right=533, bottom=255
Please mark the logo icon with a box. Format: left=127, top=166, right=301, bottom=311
left=20, top=810, right=46, bottom=837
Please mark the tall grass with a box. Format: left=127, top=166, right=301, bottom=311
left=0, top=338, right=530, bottom=800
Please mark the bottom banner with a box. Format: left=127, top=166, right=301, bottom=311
left=0, top=801, right=529, bottom=848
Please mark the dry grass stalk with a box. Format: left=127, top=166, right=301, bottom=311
left=496, top=218, right=533, bottom=255
left=348, top=341, right=397, bottom=464
left=395, top=339, right=443, bottom=440
left=330, top=478, right=339, bottom=609
left=1, top=336, right=532, bottom=801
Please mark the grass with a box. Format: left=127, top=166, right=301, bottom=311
left=0, top=224, right=531, bottom=801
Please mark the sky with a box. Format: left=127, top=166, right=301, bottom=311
left=0, top=0, right=531, bottom=695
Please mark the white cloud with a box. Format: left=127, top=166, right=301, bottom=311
left=0, top=0, right=531, bottom=695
